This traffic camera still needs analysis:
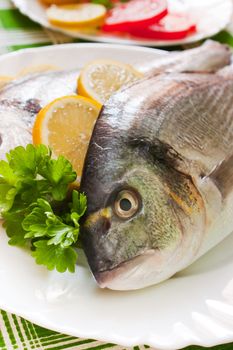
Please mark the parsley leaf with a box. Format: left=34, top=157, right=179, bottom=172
left=0, top=181, right=17, bottom=212
left=39, top=155, right=77, bottom=201
left=0, top=144, right=87, bottom=273
left=7, top=144, right=50, bottom=179
left=3, top=208, right=29, bottom=247
left=0, top=160, right=18, bottom=186
left=71, top=191, right=87, bottom=217
left=32, top=240, right=78, bottom=273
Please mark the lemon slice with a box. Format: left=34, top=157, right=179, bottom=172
left=78, top=59, right=143, bottom=104
left=33, top=95, right=101, bottom=183
left=46, top=3, right=106, bottom=29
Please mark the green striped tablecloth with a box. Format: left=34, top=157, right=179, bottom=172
left=1, top=1, right=233, bottom=349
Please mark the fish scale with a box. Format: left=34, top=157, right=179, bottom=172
left=120, top=72, right=233, bottom=177
left=159, top=77, right=233, bottom=166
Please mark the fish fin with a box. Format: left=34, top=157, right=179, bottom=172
left=208, top=154, right=233, bottom=198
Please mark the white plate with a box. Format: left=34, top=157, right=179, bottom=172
left=12, top=0, right=233, bottom=47
left=1, top=44, right=233, bottom=350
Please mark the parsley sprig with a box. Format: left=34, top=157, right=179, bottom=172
left=0, top=144, right=87, bottom=273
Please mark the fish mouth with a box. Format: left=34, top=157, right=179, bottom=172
left=82, top=209, right=183, bottom=290
left=93, top=249, right=167, bottom=291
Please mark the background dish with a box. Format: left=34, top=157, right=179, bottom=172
left=0, top=44, right=233, bottom=350
left=12, top=0, right=233, bottom=47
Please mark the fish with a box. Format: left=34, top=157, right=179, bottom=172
left=80, top=54, right=233, bottom=290
left=0, top=40, right=231, bottom=160
left=138, top=40, right=232, bottom=75
left=0, top=70, right=79, bottom=159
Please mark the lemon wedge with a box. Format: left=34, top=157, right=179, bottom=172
left=46, top=3, right=106, bottom=29
left=33, top=95, right=101, bottom=182
left=78, top=59, right=143, bottom=104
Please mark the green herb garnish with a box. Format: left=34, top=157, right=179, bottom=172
left=0, top=144, right=87, bottom=273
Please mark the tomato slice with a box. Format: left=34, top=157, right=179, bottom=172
left=102, top=0, right=168, bottom=32
left=129, top=13, right=196, bottom=40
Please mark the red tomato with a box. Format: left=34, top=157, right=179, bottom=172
left=102, top=0, right=168, bottom=32
left=129, top=13, right=196, bottom=40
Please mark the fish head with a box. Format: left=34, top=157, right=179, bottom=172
left=81, top=124, right=205, bottom=290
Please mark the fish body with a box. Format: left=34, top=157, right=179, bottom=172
left=138, top=40, right=232, bottom=74
left=81, top=60, right=233, bottom=290
left=0, top=70, right=78, bottom=159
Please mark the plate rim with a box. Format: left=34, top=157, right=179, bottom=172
left=0, top=41, right=168, bottom=62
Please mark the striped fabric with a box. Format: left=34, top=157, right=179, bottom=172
left=1, top=0, right=233, bottom=349
left=0, top=310, right=128, bottom=350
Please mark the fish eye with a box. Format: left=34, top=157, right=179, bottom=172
left=114, top=190, right=139, bottom=219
